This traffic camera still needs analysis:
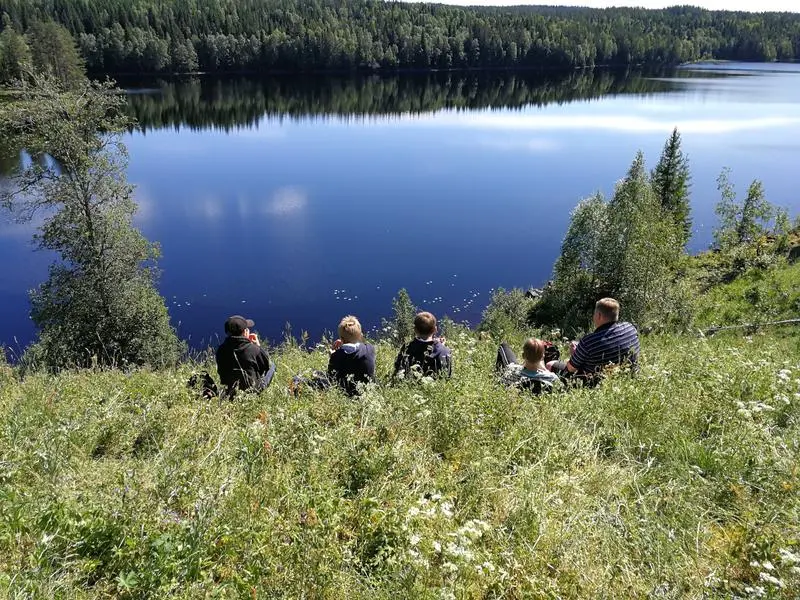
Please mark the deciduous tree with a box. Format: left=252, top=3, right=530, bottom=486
left=0, top=76, right=181, bottom=370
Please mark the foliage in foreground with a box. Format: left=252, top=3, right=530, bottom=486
left=1, top=328, right=799, bottom=599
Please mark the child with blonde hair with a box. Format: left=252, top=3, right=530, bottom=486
left=327, top=315, right=376, bottom=396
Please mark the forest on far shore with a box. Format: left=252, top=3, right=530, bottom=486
left=1, top=0, right=800, bottom=75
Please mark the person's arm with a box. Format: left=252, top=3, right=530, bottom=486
left=567, top=339, right=587, bottom=373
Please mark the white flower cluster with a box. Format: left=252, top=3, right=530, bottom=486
left=402, top=493, right=505, bottom=581
left=735, top=400, right=775, bottom=418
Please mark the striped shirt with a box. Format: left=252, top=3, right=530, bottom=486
left=570, top=321, right=640, bottom=375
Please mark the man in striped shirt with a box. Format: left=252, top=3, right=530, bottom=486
left=547, top=298, right=640, bottom=384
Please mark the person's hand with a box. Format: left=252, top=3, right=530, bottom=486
left=569, top=340, right=578, bottom=356
left=331, top=339, right=343, bottom=352
left=248, top=333, right=260, bottom=346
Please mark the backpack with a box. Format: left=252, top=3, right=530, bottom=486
left=187, top=370, right=219, bottom=399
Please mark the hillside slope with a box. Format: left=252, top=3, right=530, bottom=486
left=1, top=327, right=798, bottom=598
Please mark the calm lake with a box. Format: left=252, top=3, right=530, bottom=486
left=2, top=63, right=800, bottom=352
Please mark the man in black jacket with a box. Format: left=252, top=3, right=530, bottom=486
left=216, top=315, right=275, bottom=397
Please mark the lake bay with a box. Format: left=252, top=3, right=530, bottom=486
left=2, top=63, right=799, bottom=352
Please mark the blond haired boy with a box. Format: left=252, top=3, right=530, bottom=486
left=327, top=315, right=376, bottom=396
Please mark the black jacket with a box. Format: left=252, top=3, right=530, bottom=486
left=394, top=338, right=452, bottom=379
left=216, top=336, right=272, bottom=392
left=327, top=343, right=376, bottom=396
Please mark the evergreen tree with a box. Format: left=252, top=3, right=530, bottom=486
left=533, top=148, right=688, bottom=334
left=714, top=168, right=778, bottom=249
left=386, top=288, right=416, bottom=348
left=651, top=127, right=691, bottom=247
left=27, top=21, right=85, bottom=87
left=0, top=16, right=32, bottom=84
left=0, top=75, right=181, bottom=370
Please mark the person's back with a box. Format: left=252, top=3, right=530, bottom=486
left=216, top=315, right=274, bottom=395
left=393, top=311, right=453, bottom=380
left=547, top=298, right=640, bottom=386
left=497, top=339, right=561, bottom=395
left=327, top=315, right=376, bottom=396
left=570, top=320, right=640, bottom=376
left=396, top=338, right=452, bottom=379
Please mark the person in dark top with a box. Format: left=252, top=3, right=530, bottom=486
left=393, top=311, right=453, bottom=379
left=215, top=315, right=275, bottom=397
left=327, top=315, right=376, bottom=396
left=547, top=297, right=640, bottom=385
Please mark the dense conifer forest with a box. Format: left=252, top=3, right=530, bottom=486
left=0, top=0, right=799, bottom=74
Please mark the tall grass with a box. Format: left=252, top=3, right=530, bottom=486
left=1, top=329, right=798, bottom=598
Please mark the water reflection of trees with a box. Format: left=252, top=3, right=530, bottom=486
left=125, top=69, right=681, bottom=132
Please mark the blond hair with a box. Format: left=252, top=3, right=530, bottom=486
left=595, top=298, right=620, bottom=322
left=413, top=311, right=437, bottom=338
left=338, top=315, right=363, bottom=343
left=522, top=338, right=545, bottom=364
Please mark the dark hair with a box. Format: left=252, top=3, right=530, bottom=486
left=414, top=312, right=437, bottom=337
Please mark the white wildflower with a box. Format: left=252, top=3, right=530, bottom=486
left=432, top=541, right=442, bottom=553
left=431, top=493, right=442, bottom=501
left=777, top=370, right=791, bottom=382
left=779, top=548, right=800, bottom=564
left=410, top=534, right=421, bottom=546
left=407, top=507, right=420, bottom=518
left=440, top=502, right=454, bottom=518
left=442, top=561, right=459, bottom=573
left=759, top=572, right=783, bottom=587
left=762, top=560, right=775, bottom=571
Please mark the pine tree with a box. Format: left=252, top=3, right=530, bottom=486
left=651, top=127, right=692, bottom=247
left=27, top=21, right=86, bottom=87
left=0, top=75, right=181, bottom=370
left=0, top=16, right=32, bottom=84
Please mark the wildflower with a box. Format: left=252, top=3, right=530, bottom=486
left=777, top=369, right=791, bottom=382
left=779, top=548, right=800, bottom=564
left=410, top=534, right=421, bottom=546
left=432, top=541, right=442, bottom=553
left=759, top=572, right=783, bottom=587
left=442, top=561, right=459, bottom=573
left=440, top=502, right=454, bottom=518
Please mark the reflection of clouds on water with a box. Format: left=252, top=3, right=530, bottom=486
left=477, top=137, right=560, bottom=152
left=407, top=111, right=800, bottom=135
left=263, top=187, right=308, bottom=216
left=198, top=195, right=224, bottom=220
left=132, top=186, right=155, bottom=225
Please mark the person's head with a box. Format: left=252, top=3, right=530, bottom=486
left=594, top=298, right=620, bottom=327
left=521, top=338, right=546, bottom=366
left=338, top=315, right=363, bottom=344
left=224, top=315, right=254, bottom=337
left=414, top=311, right=437, bottom=340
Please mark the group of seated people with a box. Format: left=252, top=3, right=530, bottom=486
left=211, top=297, right=640, bottom=398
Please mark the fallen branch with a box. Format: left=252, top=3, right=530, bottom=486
left=704, top=318, right=800, bottom=336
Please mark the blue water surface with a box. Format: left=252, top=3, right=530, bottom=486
left=2, top=64, right=799, bottom=352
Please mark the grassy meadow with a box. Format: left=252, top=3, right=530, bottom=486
left=1, top=325, right=799, bottom=598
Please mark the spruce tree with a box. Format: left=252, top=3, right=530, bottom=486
left=0, top=76, right=180, bottom=370
left=0, top=16, right=32, bottom=84
left=27, top=21, right=86, bottom=87
left=652, top=128, right=691, bottom=247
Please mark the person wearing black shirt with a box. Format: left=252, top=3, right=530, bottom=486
left=216, top=315, right=275, bottom=397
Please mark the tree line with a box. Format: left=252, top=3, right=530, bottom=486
left=1, top=0, right=799, bottom=77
